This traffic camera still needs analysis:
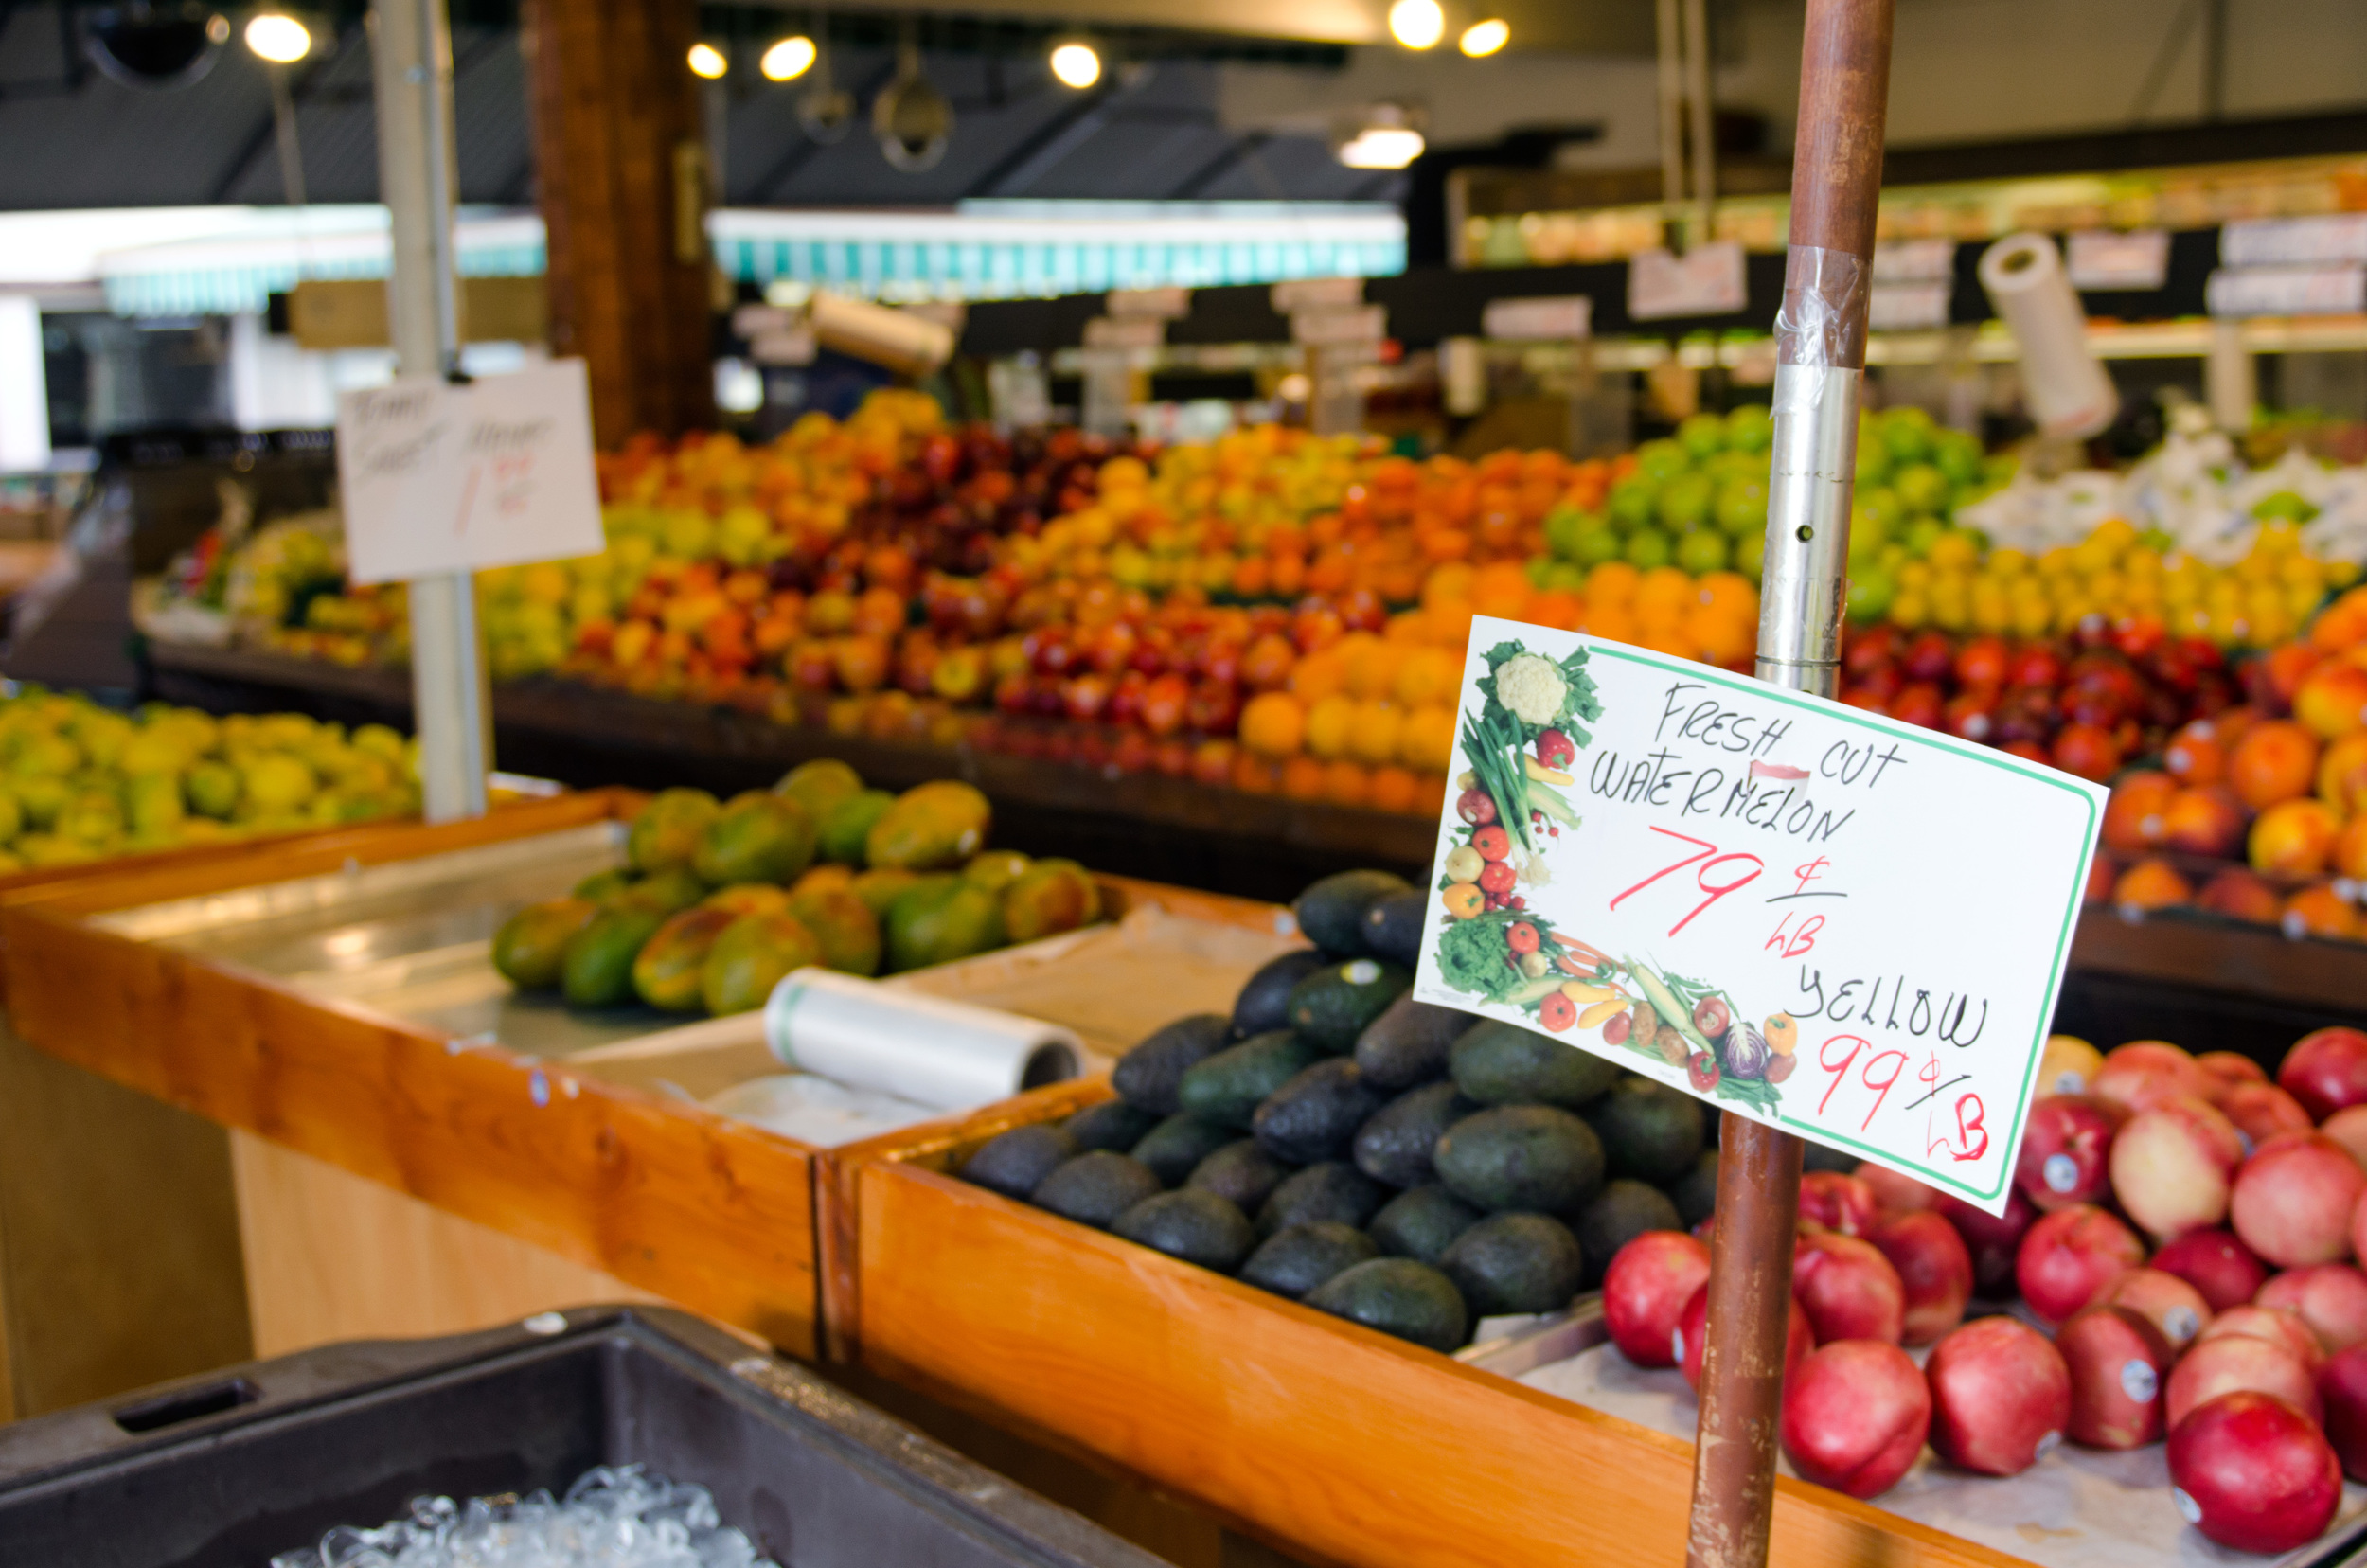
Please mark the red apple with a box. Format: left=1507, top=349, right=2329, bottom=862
left=2233, top=1134, right=2367, bottom=1266
left=1854, top=1161, right=1940, bottom=1212
left=2109, top=1096, right=2243, bottom=1239
left=1924, top=1316, right=2071, bottom=1476
left=2152, top=1228, right=2271, bottom=1312
left=2017, top=1204, right=2145, bottom=1324
left=2057, top=1305, right=2174, bottom=1449
left=2316, top=1343, right=2367, bottom=1480
left=2215, top=1080, right=2315, bottom=1152
left=1675, top=1282, right=1812, bottom=1394
left=2093, top=1041, right=2214, bottom=1116
left=2281, top=1026, right=2367, bottom=1123
left=2169, top=1332, right=2323, bottom=1428
left=2323, top=1105, right=2367, bottom=1167
left=1793, top=1232, right=1906, bottom=1345
left=1780, top=1340, right=1931, bottom=1499
left=2014, top=1095, right=2118, bottom=1212
left=2198, top=1305, right=2328, bottom=1373
left=2257, top=1263, right=2367, bottom=1352
left=1797, top=1171, right=1878, bottom=1237
left=1867, top=1210, right=1973, bottom=1346
left=2168, top=1392, right=2342, bottom=1554
left=1937, top=1188, right=2036, bottom=1296
left=2102, top=1267, right=2214, bottom=1351
left=2198, top=1050, right=2269, bottom=1088
left=1603, top=1231, right=1712, bottom=1368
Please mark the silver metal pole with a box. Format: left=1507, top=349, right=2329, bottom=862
left=268, top=65, right=308, bottom=208
left=1682, top=0, right=1717, bottom=245
left=371, top=0, right=489, bottom=821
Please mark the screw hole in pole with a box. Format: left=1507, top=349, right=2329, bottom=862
left=1795, top=525, right=1813, bottom=542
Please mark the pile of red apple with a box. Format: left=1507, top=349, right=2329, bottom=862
left=1602, top=1028, right=2367, bottom=1555
left=1838, top=621, right=2237, bottom=783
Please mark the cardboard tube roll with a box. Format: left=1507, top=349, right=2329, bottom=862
left=762, top=968, right=1082, bottom=1111
left=1978, top=233, right=2117, bottom=440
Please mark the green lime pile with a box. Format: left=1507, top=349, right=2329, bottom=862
left=1841, top=406, right=2013, bottom=622
left=1539, top=405, right=1776, bottom=589
left=493, top=758, right=1104, bottom=1016
left=0, top=689, right=418, bottom=870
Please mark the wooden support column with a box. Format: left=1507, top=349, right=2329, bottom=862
left=523, top=0, right=716, bottom=446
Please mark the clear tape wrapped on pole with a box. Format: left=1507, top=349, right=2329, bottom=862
left=1758, top=243, right=1866, bottom=692
left=807, top=290, right=955, bottom=377
left=1978, top=232, right=2117, bottom=441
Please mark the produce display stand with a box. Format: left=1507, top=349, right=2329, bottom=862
left=0, top=792, right=1291, bottom=1372
left=146, top=640, right=1433, bottom=900
left=2061, top=906, right=2367, bottom=1061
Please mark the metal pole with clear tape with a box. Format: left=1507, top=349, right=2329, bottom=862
left=371, top=0, right=490, bottom=821
left=1683, top=2, right=1891, bottom=1565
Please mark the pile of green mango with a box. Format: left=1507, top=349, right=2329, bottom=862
left=493, top=757, right=1103, bottom=1015
left=0, top=687, right=418, bottom=870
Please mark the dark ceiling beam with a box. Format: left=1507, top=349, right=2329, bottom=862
left=1166, top=130, right=1268, bottom=199
left=747, top=55, right=899, bottom=202
left=965, top=79, right=1118, bottom=198
left=205, top=20, right=357, bottom=203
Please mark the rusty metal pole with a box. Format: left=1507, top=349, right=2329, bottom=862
left=1683, top=3, right=1893, bottom=1566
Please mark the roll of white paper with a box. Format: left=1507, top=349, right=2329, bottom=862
left=1978, top=233, right=2118, bottom=440
left=808, top=291, right=955, bottom=377
left=762, top=968, right=1083, bottom=1111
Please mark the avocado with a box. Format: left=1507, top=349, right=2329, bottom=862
left=1369, top=1185, right=1485, bottom=1266
left=817, top=789, right=896, bottom=864
left=491, top=897, right=598, bottom=990
left=1304, top=1258, right=1468, bottom=1352
left=1449, top=1020, right=1623, bottom=1108
left=1178, top=1031, right=1325, bottom=1131
left=1352, top=995, right=1468, bottom=1089
left=1286, top=959, right=1413, bottom=1053
left=1240, top=1221, right=1378, bottom=1300
left=1112, top=1014, right=1231, bottom=1114
left=630, top=905, right=739, bottom=1011
left=693, top=791, right=818, bottom=886
left=1802, top=1139, right=1858, bottom=1173
left=961, top=1124, right=1077, bottom=1199
left=1352, top=1081, right=1475, bottom=1188
left=1113, top=1190, right=1256, bottom=1273
left=1231, top=949, right=1327, bottom=1039
left=1440, top=1213, right=1586, bottom=1317
left=1433, top=1105, right=1606, bottom=1215
left=1185, top=1140, right=1291, bottom=1213
left=1253, top=1059, right=1391, bottom=1165
left=1130, top=1114, right=1237, bottom=1186
left=1669, top=1149, right=1720, bottom=1228
left=627, top=787, right=721, bottom=873
left=1255, top=1161, right=1387, bottom=1238
left=1292, top=869, right=1414, bottom=956
left=1583, top=1077, right=1706, bottom=1185
left=1359, top=889, right=1427, bottom=967
left=1062, top=1098, right=1162, bottom=1154
left=561, top=903, right=667, bottom=1008
left=1030, top=1151, right=1163, bottom=1229
left=1574, top=1180, right=1685, bottom=1289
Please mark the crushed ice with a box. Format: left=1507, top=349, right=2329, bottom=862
left=269, top=1464, right=777, bottom=1568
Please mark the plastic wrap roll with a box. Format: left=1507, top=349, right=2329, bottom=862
left=1978, top=233, right=2117, bottom=440
left=762, top=968, right=1082, bottom=1111
left=808, top=291, right=955, bottom=377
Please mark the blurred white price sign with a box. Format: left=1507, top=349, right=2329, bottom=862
left=1411, top=621, right=2106, bottom=1212
left=1482, top=295, right=1593, bottom=341
left=1628, top=241, right=1748, bottom=320
left=2207, top=265, right=2367, bottom=319
left=2066, top=229, right=2170, bottom=290
left=337, top=360, right=602, bottom=586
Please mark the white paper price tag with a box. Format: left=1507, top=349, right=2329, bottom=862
left=1872, top=239, right=1955, bottom=283
left=2207, top=264, right=2367, bottom=319
left=1867, top=282, right=1950, bottom=331
left=2066, top=229, right=2170, bottom=291
left=1412, top=620, right=2105, bottom=1213
left=2221, top=215, right=2367, bottom=268
left=1083, top=315, right=1166, bottom=349
left=1290, top=305, right=1387, bottom=345
left=1482, top=295, right=1593, bottom=342
left=336, top=360, right=603, bottom=586
left=1628, top=241, right=1749, bottom=321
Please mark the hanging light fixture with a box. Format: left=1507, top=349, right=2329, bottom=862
left=1458, top=18, right=1509, bottom=56
left=243, top=9, right=310, bottom=62
left=761, top=34, right=816, bottom=81
left=85, top=4, right=231, bottom=90
left=1334, top=103, right=1426, bottom=169
left=1386, top=0, right=1445, bottom=49
left=687, top=41, right=727, bottom=79
left=1048, top=39, right=1100, bottom=89
left=873, top=26, right=951, bottom=172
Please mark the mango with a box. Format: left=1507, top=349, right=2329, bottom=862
left=632, top=906, right=739, bottom=1011
left=865, top=780, right=992, bottom=871
left=241, top=754, right=315, bottom=815
left=693, top=791, right=816, bottom=886
left=774, top=757, right=865, bottom=821
left=791, top=864, right=857, bottom=899
left=850, top=866, right=923, bottom=918
left=701, top=911, right=823, bottom=1015
left=882, top=874, right=970, bottom=971
left=961, top=850, right=1032, bottom=893
left=627, top=787, right=721, bottom=873
left=574, top=866, right=636, bottom=904
left=1003, top=859, right=1103, bottom=943
left=703, top=883, right=792, bottom=918
left=125, top=773, right=183, bottom=838
left=184, top=761, right=240, bottom=820
left=561, top=903, right=667, bottom=1007
left=617, top=864, right=709, bottom=917
left=13, top=775, right=64, bottom=831
left=817, top=789, right=894, bottom=864
left=788, top=884, right=882, bottom=976
left=493, top=897, right=600, bottom=990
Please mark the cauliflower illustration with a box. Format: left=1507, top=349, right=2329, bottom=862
left=1494, top=652, right=1568, bottom=727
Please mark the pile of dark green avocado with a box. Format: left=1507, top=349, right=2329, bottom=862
left=957, top=869, right=1721, bottom=1352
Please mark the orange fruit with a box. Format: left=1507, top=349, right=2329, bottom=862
left=1638, top=624, right=1704, bottom=662
left=1367, top=766, right=1420, bottom=814
left=1426, top=600, right=1477, bottom=650
left=1279, top=755, right=1328, bottom=801
left=2250, top=798, right=2341, bottom=878
left=1586, top=603, right=1640, bottom=647
left=1688, top=605, right=1756, bottom=668
left=1696, top=571, right=1759, bottom=621
left=1303, top=693, right=1358, bottom=760
left=2112, top=858, right=2194, bottom=912
left=1635, top=566, right=1696, bottom=631
left=2284, top=884, right=2361, bottom=940
left=2334, top=815, right=2367, bottom=881
left=1528, top=589, right=1584, bottom=631
left=2163, top=720, right=2227, bottom=787
left=1323, top=759, right=1371, bottom=807
left=2322, top=730, right=2367, bottom=813
left=1393, top=647, right=1461, bottom=708
left=1342, top=635, right=1408, bottom=700
left=2101, top=771, right=2178, bottom=853
left=1238, top=691, right=1308, bottom=759
left=1415, top=773, right=1450, bottom=816
left=1398, top=704, right=1458, bottom=771
left=2229, top=720, right=2321, bottom=811
left=1421, top=562, right=1477, bottom=611
left=1289, top=649, right=1347, bottom=704
left=1347, top=702, right=1406, bottom=766
left=1585, top=561, right=1642, bottom=610
left=1229, top=751, right=1278, bottom=794
left=2311, top=587, right=2367, bottom=652
left=1470, top=561, right=1535, bottom=619
left=2296, top=663, right=2367, bottom=740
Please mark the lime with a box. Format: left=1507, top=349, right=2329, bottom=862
left=1609, top=478, right=1660, bottom=530
left=1657, top=472, right=1715, bottom=532
left=1544, top=561, right=1587, bottom=593
left=1725, top=403, right=1773, bottom=453
left=1735, top=529, right=1767, bottom=579
left=1635, top=439, right=1691, bottom=484
left=1675, top=528, right=1731, bottom=575
left=1881, top=406, right=1935, bottom=465
left=1715, top=477, right=1768, bottom=537
left=1543, top=505, right=1593, bottom=561
left=1932, top=429, right=1984, bottom=487
left=1903, top=516, right=1948, bottom=556
left=1854, top=439, right=1892, bottom=489
left=1846, top=566, right=1897, bottom=622
left=1574, top=526, right=1625, bottom=567
left=1624, top=528, right=1675, bottom=570
left=1846, top=506, right=1892, bottom=561
left=1857, top=486, right=1903, bottom=530
left=1892, top=463, right=1949, bottom=514
left=1678, top=412, right=1728, bottom=459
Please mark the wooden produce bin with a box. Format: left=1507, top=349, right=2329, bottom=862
left=840, top=1051, right=2018, bottom=1568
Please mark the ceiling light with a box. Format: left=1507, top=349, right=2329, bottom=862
left=1387, top=0, right=1445, bottom=49
left=1458, top=18, right=1508, bottom=56
left=760, top=35, right=815, bottom=81
left=243, top=10, right=309, bottom=62
left=687, top=41, right=726, bottom=79
left=85, top=4, right=230, bottom=90
left=1049, top=41, right=1100, bottom=89
left=1337, top=126, right=1426, bottom=169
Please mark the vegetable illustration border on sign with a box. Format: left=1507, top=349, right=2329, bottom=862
left=1414, top=615, right=2108, bottom=1214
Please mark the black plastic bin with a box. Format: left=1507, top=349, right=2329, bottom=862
left=0, top=1306, right=1173, bottom=1568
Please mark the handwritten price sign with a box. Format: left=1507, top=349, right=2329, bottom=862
left=1409, top=616, right=2106, bottom=1213
left=336, top=360, right=602, bottom=585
